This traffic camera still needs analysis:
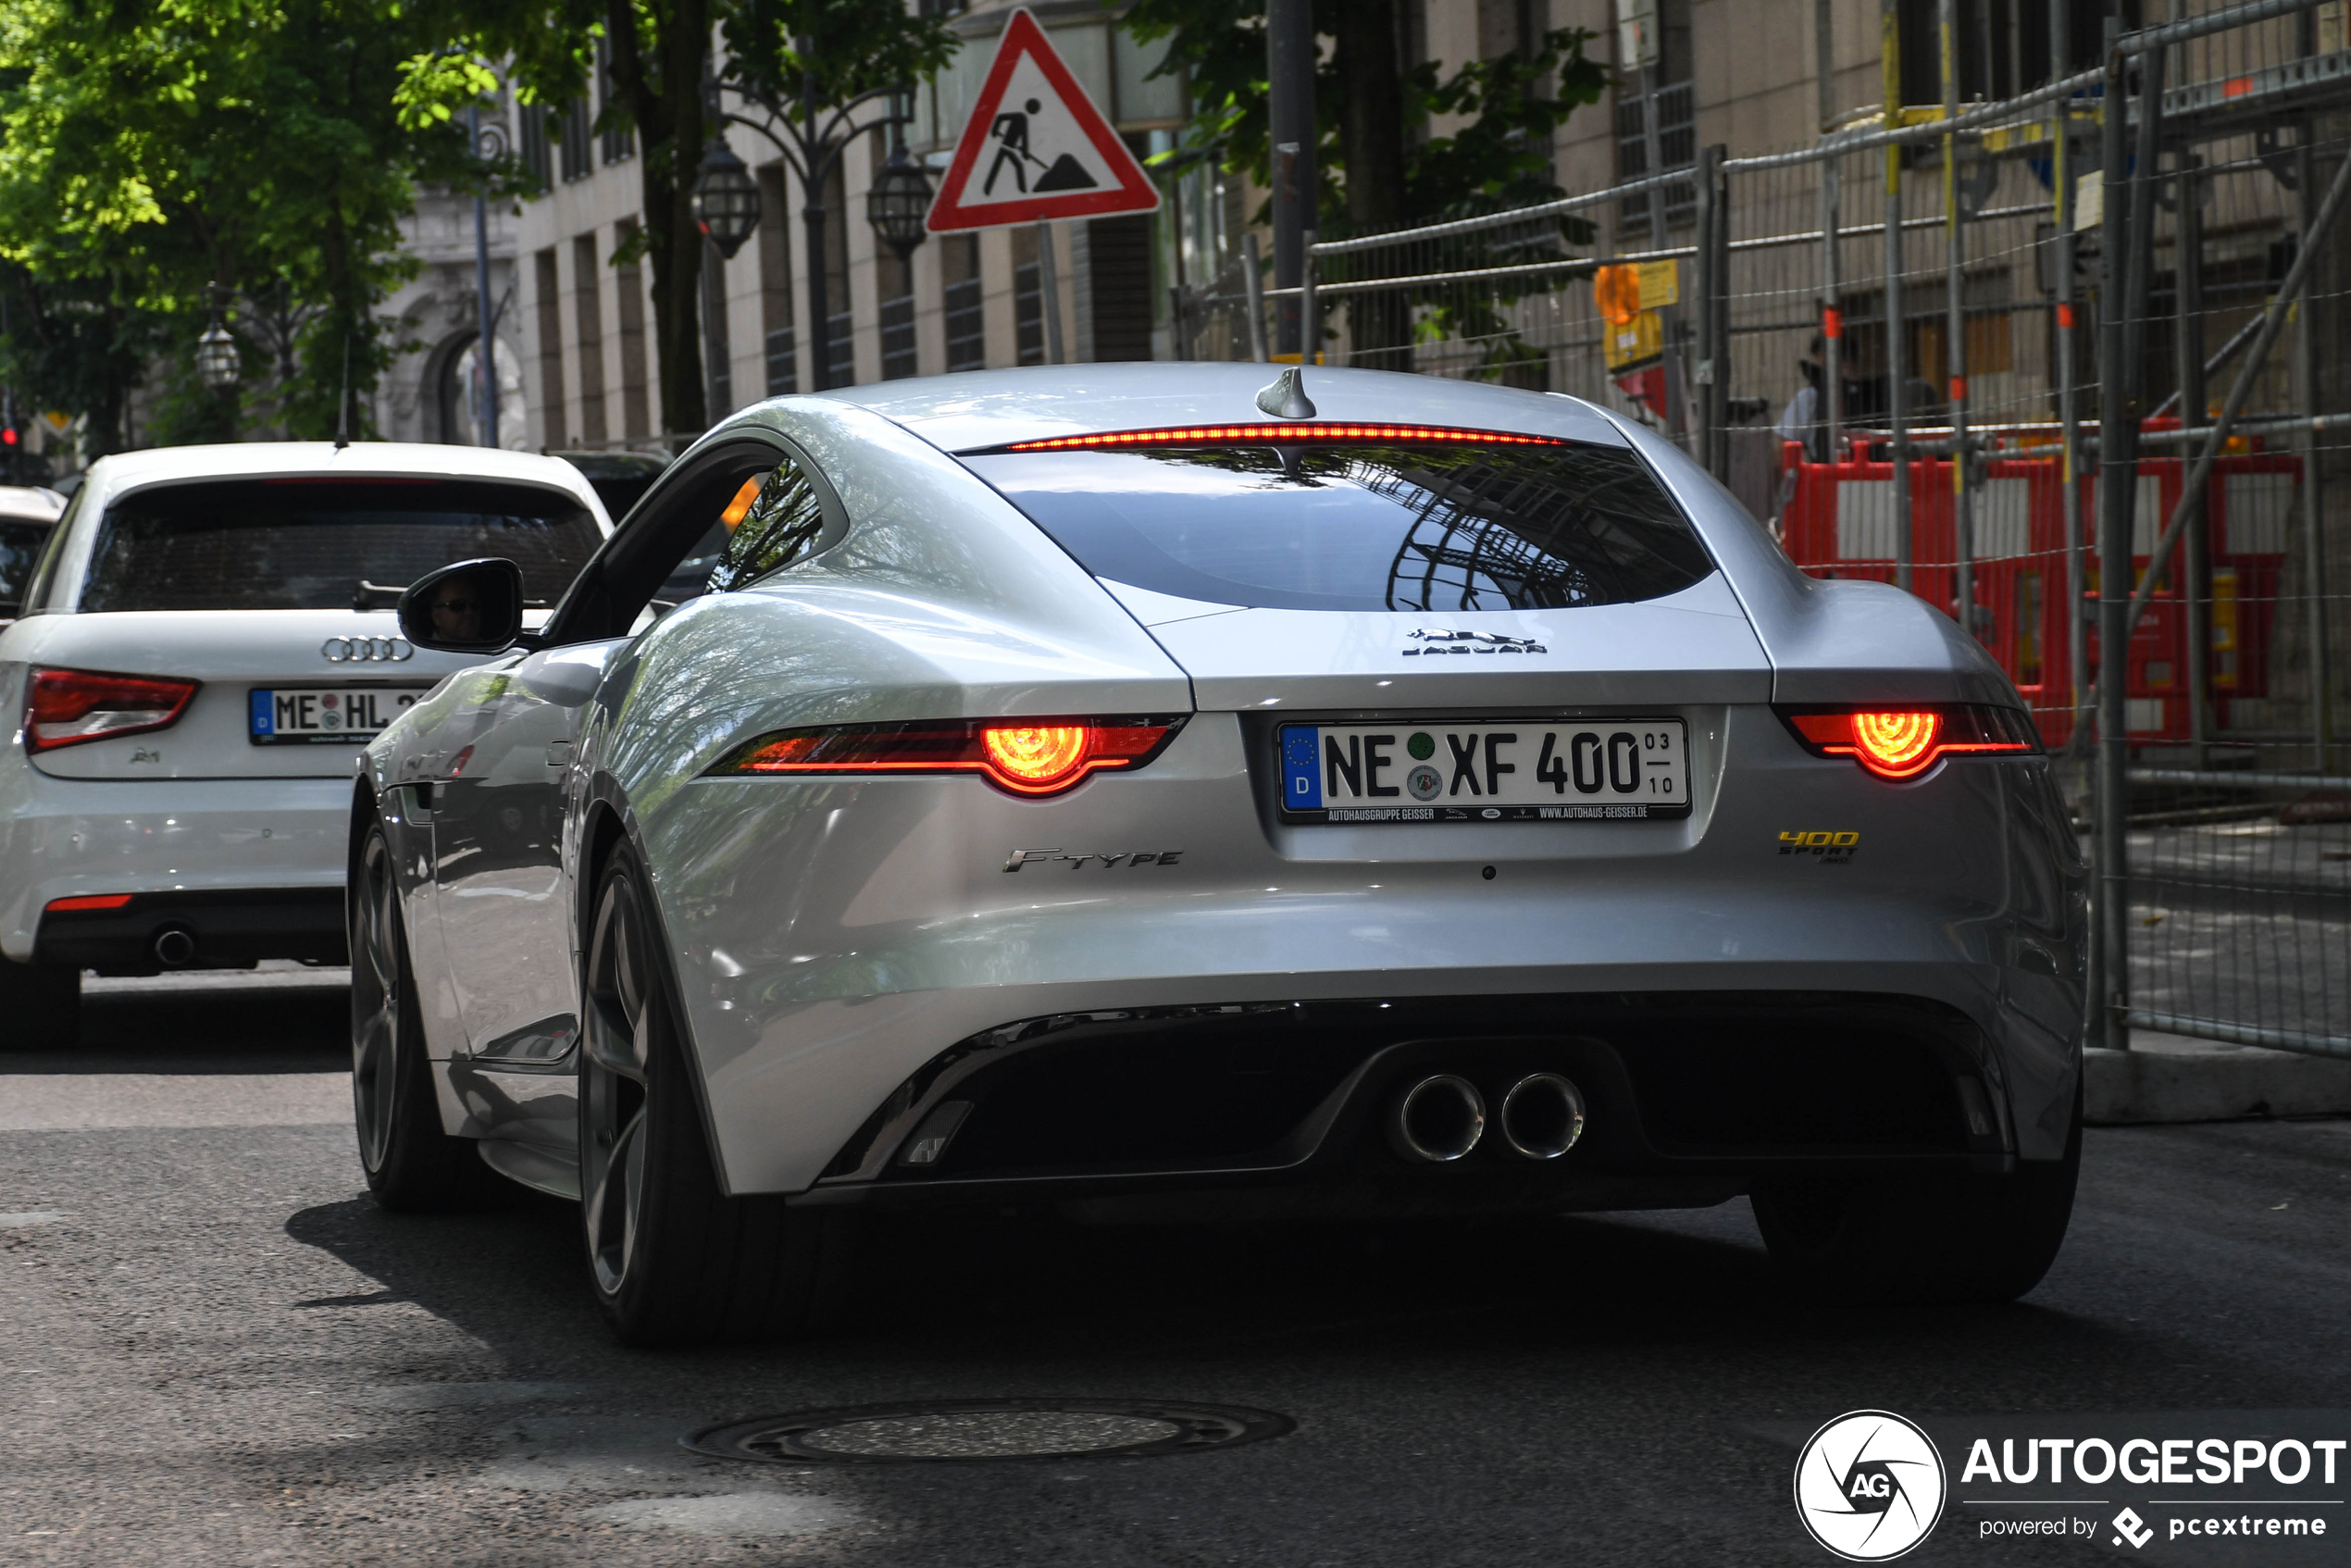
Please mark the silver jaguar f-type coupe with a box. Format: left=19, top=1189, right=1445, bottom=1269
left=350, top=364, right=2084, bottom=1344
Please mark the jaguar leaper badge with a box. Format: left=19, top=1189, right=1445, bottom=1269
left=1401, top=628, right=1548, bottom=655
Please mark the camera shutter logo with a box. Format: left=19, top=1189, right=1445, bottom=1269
left=1794, top=1410, right=1947, bottom=1562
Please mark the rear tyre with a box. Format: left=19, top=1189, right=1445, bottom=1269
left=0, top=955, right=78, bottom=1049
left=351, top=821, right=491, bottom=1211
left=1752, top=1084, right=2082, bottom=1306
left=578, top=847, right=848, bottom=1348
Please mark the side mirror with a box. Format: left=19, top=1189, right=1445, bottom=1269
left=397, top=558, right=526, bottom=653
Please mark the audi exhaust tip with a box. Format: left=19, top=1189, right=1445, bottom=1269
left=1387, top=1074, right=1486, bottom=1163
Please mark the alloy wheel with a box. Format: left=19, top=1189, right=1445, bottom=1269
left=351, top=829, right=404, bottom=1173
left=581, top=871, right=653, bottom=1298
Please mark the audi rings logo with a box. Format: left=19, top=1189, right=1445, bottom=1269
left=1795, top=1410, right=1947, bottom=1562
left=322, top=636, right=413, bottom=663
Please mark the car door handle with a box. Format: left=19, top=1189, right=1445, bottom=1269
left=545, top=742, right=573, bottom=768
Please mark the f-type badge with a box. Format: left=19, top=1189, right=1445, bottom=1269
left=1003, top=847, right=1187, bottom=871
left=1401, top=628, right=1547, bottom=655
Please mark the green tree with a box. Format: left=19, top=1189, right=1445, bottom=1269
left=0, top=0, right=489, bottom=453
left=406, top=0, right=954, bottom=440
left=1124, top=0, right=1607, bottom=373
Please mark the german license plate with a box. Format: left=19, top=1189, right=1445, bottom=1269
left=1277, top=718, right=1691, bottom=823
left=248, top=687, right=423, bottom=745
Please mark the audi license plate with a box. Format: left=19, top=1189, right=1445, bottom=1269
left=249, top=687, right=424, bottom=746
left=1277, top=718, right=1690, bottom=823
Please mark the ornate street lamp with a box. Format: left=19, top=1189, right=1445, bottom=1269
left=693, top=137, right=762, bottom=259
left=467, top=103, right=511, bottom=448
left=718, top=53, right=919, bottom=390
left=195, top=320, right=240, bottom=392
left=866, top=140, right=933, bottom=262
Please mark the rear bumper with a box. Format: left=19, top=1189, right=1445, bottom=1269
left=34, top=887, right=345, bottom=972
left=0, top=765, right=353, bottom=963
left=790, top=990, right=2018, bottom=1219
left=636, top=718, right=2086, bottom=1194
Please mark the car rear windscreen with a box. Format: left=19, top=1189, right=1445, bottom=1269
left=0, top=519, right=50, bottom=615
left=960, top=440, right=1712, bottom=613
left=79, top=479, right=601, bottom=613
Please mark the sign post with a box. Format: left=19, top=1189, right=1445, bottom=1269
left=927, top=8, right=1160, bottom=365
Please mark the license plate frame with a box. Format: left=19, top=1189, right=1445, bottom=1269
left=248, top=686, right=425, bottom=746
left=1276, top=717, right=1691, bottom=824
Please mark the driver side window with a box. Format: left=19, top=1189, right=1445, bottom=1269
left=708, top=459, right=829, bottom=592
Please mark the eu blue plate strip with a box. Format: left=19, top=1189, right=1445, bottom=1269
left=1280, top=727, right=1322, bottom=810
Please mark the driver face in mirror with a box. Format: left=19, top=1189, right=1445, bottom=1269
left=429, top=574, right=486, bottom=643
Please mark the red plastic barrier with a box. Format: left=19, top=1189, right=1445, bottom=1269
left=1775, top=429, right=2300, bottom=750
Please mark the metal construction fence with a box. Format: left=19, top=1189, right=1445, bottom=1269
left=1171, top=0, right=2351, bottom=1061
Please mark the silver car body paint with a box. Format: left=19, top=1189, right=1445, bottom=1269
left=350, top=365, right=2084, bottom=1198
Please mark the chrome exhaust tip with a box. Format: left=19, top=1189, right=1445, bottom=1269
left=152, top=927, right=197, bottom=968
left=1387, top=1074, right=1486, bottom=1163
left=1498, top=1073, right=1586, bottom=1160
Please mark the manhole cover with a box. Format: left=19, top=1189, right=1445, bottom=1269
left=686, top=1398, right=1293, bottom=1465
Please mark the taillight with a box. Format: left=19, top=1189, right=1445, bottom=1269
left=46, top=893, right=133, bottom=913
left=705, top=716, right=1186, bottom=796
left=25, top=668, right=201, bottom=753
left=988, top=424, right=1569, bottom=453
left=1777, top=705, right=2037, bottom=779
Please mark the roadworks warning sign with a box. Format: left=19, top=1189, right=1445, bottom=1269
left=926, top=8, right=1160, bottom=232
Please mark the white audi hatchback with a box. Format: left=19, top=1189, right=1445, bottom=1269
left=0, top=443, right=610, bottom=1040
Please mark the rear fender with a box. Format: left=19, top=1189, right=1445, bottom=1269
left=578, top=769, right=740, bottom=1200
left=1590, top=405, right=2020, bottom=708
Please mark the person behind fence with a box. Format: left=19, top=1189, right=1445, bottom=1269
left=1774, top=335, right=1829, bottom=463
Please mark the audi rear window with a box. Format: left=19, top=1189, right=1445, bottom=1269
left=78, top=479, right=600, bottom=613
left=959, top=439, right=1711, bottom=613
left=0, top=518, right=51, bottom=616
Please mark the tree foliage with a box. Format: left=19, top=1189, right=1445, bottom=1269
left=721, top=0, right=957, bottom=120
left=0, top=0, right=485, bottom=454
left=405, top=0, right=954, bottom=439
left=1123, top=0, right=1607, bottom=377
left=1123, top=0, right=1607, bottom=237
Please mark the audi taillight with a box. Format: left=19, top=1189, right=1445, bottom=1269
left=705, top=716, right=1185, bottom=797
left=25, top=668, right=200, bottom=753
left=1777, top=705, right=2038, bottom=779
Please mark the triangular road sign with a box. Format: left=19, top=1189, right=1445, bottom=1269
left=927, top=8, right=1161, bottom=232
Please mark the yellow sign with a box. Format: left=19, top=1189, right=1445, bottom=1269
left=1604, top=308, right=1665, bottom=372
left=41, top=411, right=71, bottom=433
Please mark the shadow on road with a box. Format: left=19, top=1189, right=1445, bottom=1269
left=280, top=1186, right=2141, bottom=1395
left=5, top=973, right=349, bottom=1074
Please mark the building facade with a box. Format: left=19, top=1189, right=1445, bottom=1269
left=507, top=0, right=1193, bottom=454
left=488, top=0, right=2165, bottom=452
left=372, top=178, right=529, bottom=451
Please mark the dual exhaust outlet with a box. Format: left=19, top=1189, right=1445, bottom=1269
left=1386, top=1072, right=1586, bottom=1164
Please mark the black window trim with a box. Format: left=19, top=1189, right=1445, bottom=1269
left=541, top=430, right=848, bottom=646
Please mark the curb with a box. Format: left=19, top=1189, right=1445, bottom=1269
left=2085, top=1037, right=2351, bottom=1126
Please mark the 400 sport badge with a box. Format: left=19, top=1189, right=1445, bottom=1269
left=1795, top=1411, right=1948, bottom=1561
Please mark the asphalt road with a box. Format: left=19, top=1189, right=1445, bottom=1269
left=5, top=971, right=2350, bottom=1567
